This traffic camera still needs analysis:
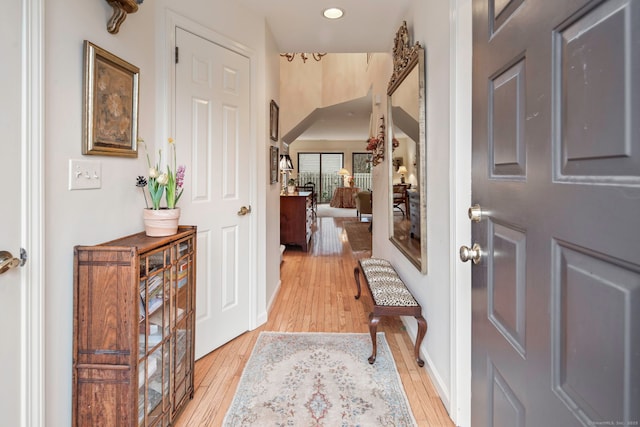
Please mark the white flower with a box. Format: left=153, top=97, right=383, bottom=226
left=149, top=167, right=159, bottom=179
left=156, top=173, right=169, bottom=186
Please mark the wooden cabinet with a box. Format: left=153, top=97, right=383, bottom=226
left=280, top=191, right=313, bottom=251
left=73, top=226, right=196, bottom=427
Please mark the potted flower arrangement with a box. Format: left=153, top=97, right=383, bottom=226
left=136, top=137, right=185, bottom=237
left=287, top=178, right=297, bottom=194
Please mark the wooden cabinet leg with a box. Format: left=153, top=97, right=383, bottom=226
left=414, top=315, right=428, bottom=367
left=368, top=313, right=380, bottom=364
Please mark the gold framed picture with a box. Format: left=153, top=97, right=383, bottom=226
left=83, top=40, right=139, bottom=157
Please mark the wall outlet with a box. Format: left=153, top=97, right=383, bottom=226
left=69, top=159, right=102, bottom=190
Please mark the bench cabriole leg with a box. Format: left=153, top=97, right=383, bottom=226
left=353, top=266, right=362, bottom=300
left=414, top=315, right=427, bottom=367
left=368, top=313, right=380, bottom=364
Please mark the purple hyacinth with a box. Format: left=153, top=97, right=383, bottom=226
left=176, top=165, right=186, bottom=189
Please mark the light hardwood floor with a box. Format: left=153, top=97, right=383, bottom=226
left=174, top=213, right=454, bottom=426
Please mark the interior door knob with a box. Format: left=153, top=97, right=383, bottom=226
left=0, top=249, right=26, bottom=275
left=459, top=243, right=482, bottom=264
left=237, top=205, right=252, bottom=216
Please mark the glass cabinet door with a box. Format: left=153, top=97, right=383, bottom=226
left=172, top=237, right=194, bottom=412
left=137, top=234, right=194, bottom=425
left=138, top=247, right=171, bottom=426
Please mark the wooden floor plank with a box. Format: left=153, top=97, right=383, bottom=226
left=176, top=214, right=454, bottom=426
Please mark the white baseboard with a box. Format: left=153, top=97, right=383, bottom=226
left=266, top=279, right=282, bottom=315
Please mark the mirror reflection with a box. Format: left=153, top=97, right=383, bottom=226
left=387, top=22, right=426, bottom=273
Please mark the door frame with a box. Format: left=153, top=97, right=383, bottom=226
left=449, top=0, right=473, bottom=426
left=161, top=11, right=261, bottom=330
left=21, top=0, right=45, bottom=424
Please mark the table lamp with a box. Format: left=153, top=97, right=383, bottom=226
left=397, top=165, right=408, bottom=184
left=279, top=154, right=294, bottom=195
left=338, top=168, right=350, bottom=187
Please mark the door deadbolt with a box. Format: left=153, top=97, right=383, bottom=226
left=459, top=243, right=482, bottom=264
left=468, top=204, right=483, bottom=222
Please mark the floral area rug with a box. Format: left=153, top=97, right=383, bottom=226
left=223, top=332, right=417, bottom=427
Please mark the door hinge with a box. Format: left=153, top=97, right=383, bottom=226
left=175, top=46, right=179, bottom=64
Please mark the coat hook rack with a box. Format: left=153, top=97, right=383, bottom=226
left=105, top=0, right=143, bottom=34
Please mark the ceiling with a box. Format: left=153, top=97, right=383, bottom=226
left=235, top=0, right=412, bottom=141
left=234, top=0, right=412, bottom=52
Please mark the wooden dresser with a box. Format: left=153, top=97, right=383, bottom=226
left=408, top=189, right=420, bottom=239
left=280, top=191, right=313, bottom=251
left=73, top=226, right=196, bottom=426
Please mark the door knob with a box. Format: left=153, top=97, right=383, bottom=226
left=0, top=249, right=27, bottom=275
left=237, top=205, right=252, bottom=216
left=468, top=204, right=483, bottom=222
left=459, top=243, right=482, bottom=264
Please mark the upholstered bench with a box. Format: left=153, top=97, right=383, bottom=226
left=354, top=258, right=427, bottom=366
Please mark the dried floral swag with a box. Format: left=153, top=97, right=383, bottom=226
left=366, top=115, right=398, bottom=167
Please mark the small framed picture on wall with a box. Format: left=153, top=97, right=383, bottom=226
left=270, top=100, right=279, bottom=141
left=270, top=146, right=279, bottom=184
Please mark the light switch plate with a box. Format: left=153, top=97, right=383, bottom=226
left=69, top=159, right=102, bottom=190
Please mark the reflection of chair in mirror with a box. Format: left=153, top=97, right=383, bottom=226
left=354, top=191, right=372, bottom=221
left=393, top=184, right=410, bottom=218
left=296, top=182, right=317, bottom=216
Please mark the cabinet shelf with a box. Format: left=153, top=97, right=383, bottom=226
left=73, top=226, right=196, bottom=426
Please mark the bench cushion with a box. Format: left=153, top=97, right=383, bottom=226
left=359, top=258, right=419, bottom=307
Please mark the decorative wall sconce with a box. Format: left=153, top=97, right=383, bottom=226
left=280, top=53, right=326, bottom=63
left=105, top=0, right=143, bottom=34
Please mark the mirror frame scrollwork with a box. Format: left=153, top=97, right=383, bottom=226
left=387, top=21, right=427, bottom=273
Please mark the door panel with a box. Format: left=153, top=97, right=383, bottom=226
left=175, top=27, right=252, bottom=360
left=552, top=241, right=639, bottom=423
left=472, top=0, right=640, bottom=425
left=0, top=0, right=23, bottom=424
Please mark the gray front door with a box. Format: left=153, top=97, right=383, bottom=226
left=471, top=0, right=639, bottom=425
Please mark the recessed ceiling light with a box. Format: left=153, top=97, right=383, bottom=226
left=323, top=7, right=344, bottom=20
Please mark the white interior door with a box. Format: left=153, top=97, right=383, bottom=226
left=174, top=27, right=252, bottom=359
left=0, top=1, right=24, bottom=423
left=471, top=0, right=639, bottom=425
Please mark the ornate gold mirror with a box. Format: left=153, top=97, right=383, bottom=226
left=387, top=21, right=427, bottom=273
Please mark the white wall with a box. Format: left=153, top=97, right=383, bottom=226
left=44, top=1, right=272, bottom=425
left=265, top=25, right=283, bottom=313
